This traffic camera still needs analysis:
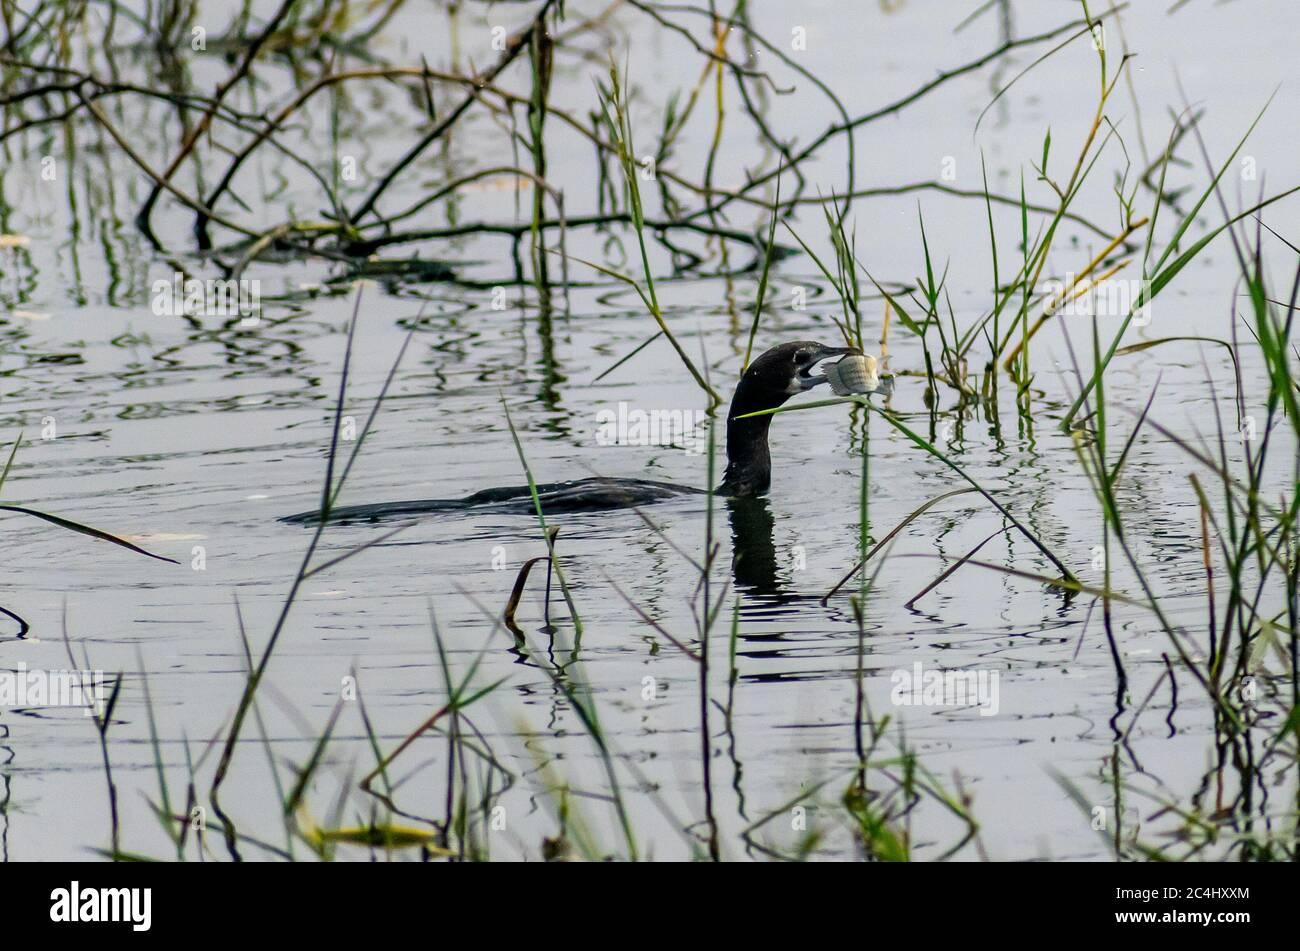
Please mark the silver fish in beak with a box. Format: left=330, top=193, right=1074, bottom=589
left=824, top=353, right=893, bottom=396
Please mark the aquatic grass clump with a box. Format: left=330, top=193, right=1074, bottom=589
left=585, top=60, right=722, bottom=407
left=1095, top=230, right=1300, bottom=860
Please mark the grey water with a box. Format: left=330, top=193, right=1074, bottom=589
left=1, top=0, right=1298, bottom=860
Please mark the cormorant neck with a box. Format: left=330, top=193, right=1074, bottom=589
left=718, top=372, right=793, bottom=496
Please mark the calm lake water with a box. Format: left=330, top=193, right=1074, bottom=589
left=2, top=0, right=1298, bottom=860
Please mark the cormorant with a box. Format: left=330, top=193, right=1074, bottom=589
left=282, top=341, right=861, bottom=524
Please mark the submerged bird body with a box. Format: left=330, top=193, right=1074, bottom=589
left=281, top=477, right=700, bottom=523
left=283, top=341, right=865, bottom=525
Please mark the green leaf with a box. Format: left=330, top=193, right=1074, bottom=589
left=0, top=503, right=178, bottom=563
left=0, top=432, right=20, bottom=494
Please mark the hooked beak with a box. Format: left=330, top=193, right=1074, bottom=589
left=798, top=346, right=861, bottom=390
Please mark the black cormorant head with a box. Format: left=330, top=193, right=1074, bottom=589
left=719, top=341, right=861, bottom=497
